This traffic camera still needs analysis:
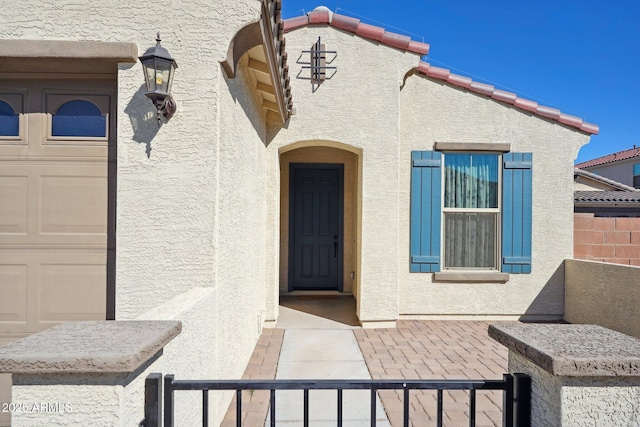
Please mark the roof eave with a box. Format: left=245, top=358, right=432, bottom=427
left=415, top=61, right=599, bottom=135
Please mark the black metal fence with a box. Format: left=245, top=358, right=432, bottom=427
left=144, top=373, right=531, bottom=427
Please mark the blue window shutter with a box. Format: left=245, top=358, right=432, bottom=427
left=410, top=151, right=441, bottom=272
left=502, top=153, right=532, bottom=273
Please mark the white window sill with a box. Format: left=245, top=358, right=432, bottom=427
left=433, top=272, right=509, bottom=283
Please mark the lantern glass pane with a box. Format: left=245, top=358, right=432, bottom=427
left=154, top=60, right=172, bottom=93
left=141, top=60, right=156, bottom=91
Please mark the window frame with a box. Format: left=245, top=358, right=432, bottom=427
left=0, top=91, right=27, bottom=144
left=440, top=151, right=502, bottom=272
left=410, top=144, right=531, bottom=279
left=44, top=91, right=111, bottom=145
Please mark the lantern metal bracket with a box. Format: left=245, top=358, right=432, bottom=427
left=298, top=37, right=336, bottom=91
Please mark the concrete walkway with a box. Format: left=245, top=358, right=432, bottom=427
left=221, top=297, right=509, bottom=427
left=267, top=296, right=390, bottom=426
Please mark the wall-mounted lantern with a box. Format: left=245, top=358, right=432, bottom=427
left=139, top=33, right=177, bottom=124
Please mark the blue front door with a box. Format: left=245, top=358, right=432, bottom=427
left=289, top=164, right=343, bottom=291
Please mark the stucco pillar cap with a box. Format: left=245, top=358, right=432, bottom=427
left=0, top=321, right=181, bottom=374
left=489, top=323, right=640, bottom=377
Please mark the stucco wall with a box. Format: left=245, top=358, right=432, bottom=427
left=565, top=259, right=640, bottom=339
left=137, top=288, right=230, bottom=426
left=509, top=352, right=640, bottom=427
left=398, top=75, right=590, bottom=319
left=0, top=0, right=266, bottom=318
left=215, top=52, right=269, bottom=373
left=0, top=0, right=268, bottom=415
left=266, top=25, right=419, bottom=322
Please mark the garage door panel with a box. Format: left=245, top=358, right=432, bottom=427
left=0, top=79, right=112, bottom=346
left=39, top=253, right=106, bottom=324
left=0, top=262, right=28, bottom=325
left=0, top=164, right=107, bottom=246
left=0, top=174, right=28, bottom=234
left=40, top=171, right=107, bottom=241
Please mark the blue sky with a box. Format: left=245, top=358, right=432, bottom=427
left=282, top=1, right=640, bottom=164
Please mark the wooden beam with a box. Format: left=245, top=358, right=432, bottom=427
left=267, top=110, right=283, bottom=123
left=247, top=59, right=269, bottom=74
left=262, top=100, right=279, bottom=112
left=256, top=82, right=275, bottom=95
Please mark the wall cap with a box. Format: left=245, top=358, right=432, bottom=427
left=0, top=39, right=138, bottom=62
left=434, top=142, right=511, bottom=152
left=0, top=320, right=181, bottom=374
left=489, top=323, right=640, bottom=377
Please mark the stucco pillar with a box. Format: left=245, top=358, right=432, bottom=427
left=489, top=323, right=640, bottom=426
left=0, top=321, right=180, bottom=426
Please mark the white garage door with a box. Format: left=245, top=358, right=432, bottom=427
left=0, top=78, right=115, bottom=346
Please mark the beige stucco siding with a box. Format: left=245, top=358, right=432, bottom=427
left=0, top=0, right=268, bottom=386
left=0, top=0, right=263, bottom=317
left=266, top=25, right=418, bottom=322
left=399, top=76, right=590, bottom=319
left=216, top=54, right=270, bottom=375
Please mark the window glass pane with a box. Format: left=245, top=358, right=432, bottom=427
left=444, top=212, right=497, bottom=269
left=444, top=154, right=498, bottom=208
left=633, top=163, right=640, bottom=176
left=0, top=99, right=19, bottom=136
left=51, top=100, right=106, bottom=137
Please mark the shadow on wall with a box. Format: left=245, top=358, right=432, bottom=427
left=520, top=262, right=565, bottom=322
left=124, top=84, right=161, bottom=158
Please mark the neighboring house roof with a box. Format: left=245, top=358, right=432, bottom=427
left=575, top=190, right=640, bottom=204
left=575, top=146, right=640, bottom=169
left=415, top=62, right=599, bottom=135
left=283, top=8, right=430, bottom=56
left=574, top=168, right=638, bottom=192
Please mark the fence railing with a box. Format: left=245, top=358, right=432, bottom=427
left=144, top=373, right=531, bottom=427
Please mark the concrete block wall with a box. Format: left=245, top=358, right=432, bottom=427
left=574, top=213, right=640, bottom=266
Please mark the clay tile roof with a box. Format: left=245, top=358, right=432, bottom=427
left=574, top=190, right=640, bottom=204
left=415, top=61, right=599, bottom=135
left=575, top=146, right=640, bottom=169
left=283, top=9, right=430, bottom=56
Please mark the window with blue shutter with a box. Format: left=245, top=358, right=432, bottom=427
left=410, top=150, right=532, bottom=274
left=501, top=153, right=532, bottom=273
left=410, top=151, right=442, bottom=272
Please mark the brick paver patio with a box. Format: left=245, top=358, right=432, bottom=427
left=221, top=320, right=508, bottom=427
left=220, top=328, right=284, bottom=427
left=355, top=321, right=508, bottom=427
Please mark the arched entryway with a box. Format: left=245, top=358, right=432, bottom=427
left=278, top=143, right=362, bottom=317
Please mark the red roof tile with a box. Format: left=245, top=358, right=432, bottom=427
left=356, top=23, right=385, bottom=42
left=415, top=61, right=599, bottom=135
left=307, top=10, right=330, bottom=24
left=283, top=9, right=430, bottom=56
left=576, top=147, right=640, bottom=168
